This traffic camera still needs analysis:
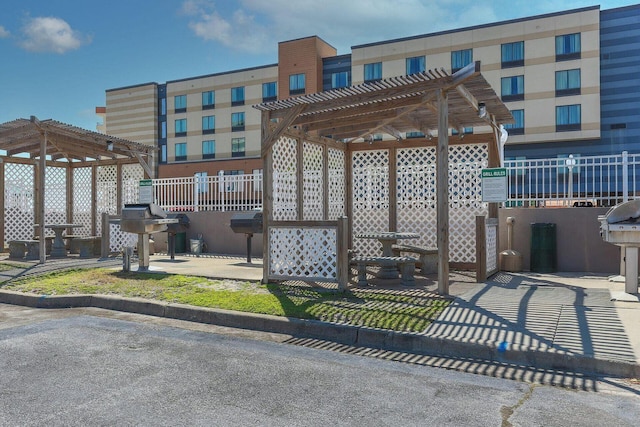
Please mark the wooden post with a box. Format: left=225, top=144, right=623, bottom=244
left=38, top=131, right=46, bottom=263
left=296, top=136, right=304, bottom=220
left=337, top=216, right=349, bottom=291
left=261, top=111, right=273, bottom=284
left=322, top=143, right=329, bottom=220
left=488, top=121, right=500, bottom=219
left=476, top=215, right=487, bottom=282
left=91, top=165, right=98, bottom=236
left=436, top=89, right=449, bottom=295
left=101, top=212, right=110, bottom=258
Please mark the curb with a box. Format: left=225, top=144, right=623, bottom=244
left=1, top=290, right=638, bottom=378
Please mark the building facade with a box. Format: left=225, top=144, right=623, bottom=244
left=100, top=5, right=639, bottom=178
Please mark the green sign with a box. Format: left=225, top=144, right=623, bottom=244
left=139, top=179, right=153, bottom=203
left=481, top=168, right=507, bottom=202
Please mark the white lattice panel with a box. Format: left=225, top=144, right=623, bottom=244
left=44, top=166, right=67, bottom=232
left=303, top=141, right=324, bottom=220
left=397, top=148, right=437, bottom=248
left=448, top=144, right=488, bottom=263
left=352, top=150, right=389, bottom=257
left=486, top=223, right=497, bottom=273
left=269, top=227, right=337, bottom=279
left=109, top=223, right=137, bottom=253
left=122, top=164, right=144, bottom=204
left=4, top=163, right=35, bottom=242
left=73, top=167, right=92, bottom=237
left=96, top=165, right=118, bottom=215
left=395, top=145, right=488, bottom=263
left=328, top=148, right=346, bottom=220
left=272, top=136, right=298, bottom=221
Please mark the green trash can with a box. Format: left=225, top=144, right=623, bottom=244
left=530, top=223, right=557, bottom=273
left=175, top=232, right=187, bottom=253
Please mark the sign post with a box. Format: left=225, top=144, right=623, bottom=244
left=481, top=168, right=507, bottom=203
left=139, top=179, right=153, bottom=204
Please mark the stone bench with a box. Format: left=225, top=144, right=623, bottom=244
left=9, top=240, right=40, bottom=260
left=391, top=244, right=438, bottom=274
left=350, top=256, right=417, bottom=287
left=74, top=236, right=101, bottom=258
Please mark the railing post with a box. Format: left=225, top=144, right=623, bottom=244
left=193, top=174, right=199, bottom=213
left=623, top=150, right=629, bottom=203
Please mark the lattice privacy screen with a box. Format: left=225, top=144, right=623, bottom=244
left=328, top=148, right=346, bottom=220
left=4, top=163, right=35, bottom=242
left=303, top=141, right=324, bottom=221
left=486, top=221, right=498, bottom=274
left=73, top=167, right=92, bottom=237
left=353, top=144, right=489, bottom=262
left=272, top=136, right=298, bottom=221
left=269, top=226, right=337, bottom=280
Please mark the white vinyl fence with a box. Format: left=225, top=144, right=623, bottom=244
left=138, top=151, right=639, bottom=212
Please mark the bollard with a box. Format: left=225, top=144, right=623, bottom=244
left=123, top=246, right=133, bottom=272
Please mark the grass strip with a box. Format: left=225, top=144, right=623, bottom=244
left=3, top=268, right=451, bottom=333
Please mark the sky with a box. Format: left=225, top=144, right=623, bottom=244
left=0, top=0, right=638, bottom=131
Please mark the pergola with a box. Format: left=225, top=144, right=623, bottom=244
left=255, top=62, right=513, bottom=294
left=0, top=117, right=156, bottom=262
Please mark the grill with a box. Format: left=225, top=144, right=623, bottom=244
left=119, top=203, right=178, bottom=271
left=120, top=203, right=177, bottom=234
left=599, top=199, right=640, bottom=293
left=166, top=213, right=190, bottom=260
left=230, top=211, right=263, bottom=263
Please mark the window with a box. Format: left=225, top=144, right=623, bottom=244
left=501, top=75, right=524, bottom=102
left=331, top=71, right=351, bottom=89
left=175, top=142, right=187, bottom=161
left=231, top=112, right=245, bottom=131
left=231, top=137, right=245, bottom=157
left=406, top=131, right=425, bottom=138
left=202, top=115, right=215, bottom=134
left=195, top=172, right=208, bottom=194
left=556, top=33, right=581, bottom=61
left=556, top=69, right=581, bottom=96
left=202, top=140, right=215, bottom=159
left=452, top=127, right=473, bottom=136
left=406, top=56, right=425, bottom=75
left=160, top=145, right=167, bottom=164
left=451, top=49, right=472, bottom=72
left=231, top=86, right=244, bottom=106
left=159, top=98, right=166, bottom=115
left=222, top=169, right=244, bottom=192
left=289, top=73, right=305, bottom=95
left=504, top=109, right=524, bottom=135
left=253, top=169, right=262, bottom=193
left=202, top=91, right=215, bottom=110
left=501, top=41, right=524, bottom=68
left=556, top=105, right=581, bottom=131
left=364, top=62, right=382, bottom=82
left=262, top=82, right=277, bottom=102
left=160, top=121, right=167, bottom=139
left=175, top=119, right=187, bottom=137
left=174, top=95, right=186, bottom=113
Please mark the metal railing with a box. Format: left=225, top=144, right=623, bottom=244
left=135, top=151, right=639, bottom=212
left=152, top=173, right=262, bottom=212
left=504, top=151, right=640, bottom=207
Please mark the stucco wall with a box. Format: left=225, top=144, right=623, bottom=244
left=498, top=207, right=621, bottom=273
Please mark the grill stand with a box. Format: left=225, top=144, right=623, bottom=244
left=245, top=233, right=253, bottom=264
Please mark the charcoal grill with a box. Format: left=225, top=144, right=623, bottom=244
left=166, top=213, right=190, bottom=260
left=230, top=211, right=262, bottom=263
left=120, top=203, right=178, bottom=271
left=599, top=199, right=640, bottom=293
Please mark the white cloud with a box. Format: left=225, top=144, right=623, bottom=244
left=20, top=17, right=89, bottom=54
left=0, top=25, right=9, bottom=38
left=182, top=1, right=271, bottom=54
